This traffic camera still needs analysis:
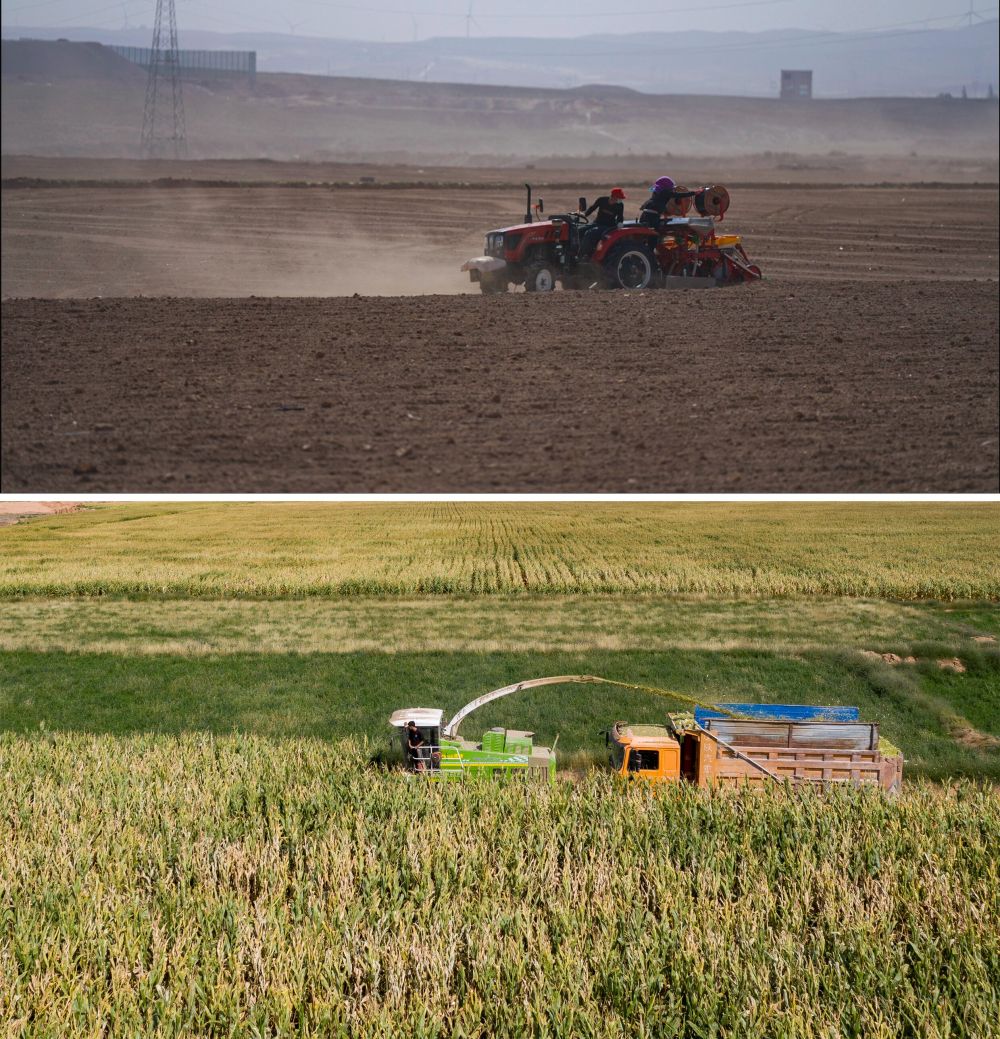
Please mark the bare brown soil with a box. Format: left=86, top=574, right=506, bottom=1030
left=3, top=280, right=997, bottom=492
left=3, top=176, right=998, bottom=298
left=1, top=170, right=997, bottom=493
left=0, top=501, right=81, bottom=525
left=952, top=722, right=1000, bottom=750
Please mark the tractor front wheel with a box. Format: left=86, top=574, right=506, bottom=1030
left=523, top=260, right=558, bottom=293
left=604, top=245, right=655, bottom=290
left=479, top=271, right=507, bottom=294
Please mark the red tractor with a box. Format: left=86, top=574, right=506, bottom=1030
left=461, top=183, right=762, bottom=293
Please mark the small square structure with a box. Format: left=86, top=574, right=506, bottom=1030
left=780, top=69, right=813, bottom=99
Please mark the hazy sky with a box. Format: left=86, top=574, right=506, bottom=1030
left=1, top=0, right=995, bottom=41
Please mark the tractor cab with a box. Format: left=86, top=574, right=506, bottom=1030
left=388, top=707, right=443, bottom=773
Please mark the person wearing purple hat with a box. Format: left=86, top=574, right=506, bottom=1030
left=639, top=175, right=697, bottom=228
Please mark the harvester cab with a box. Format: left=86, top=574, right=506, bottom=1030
left=388, top=707, right=443, bottom=774
left=461, top=182, right=761, bottom=294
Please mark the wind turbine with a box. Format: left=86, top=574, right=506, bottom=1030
left=465, top=1, right=482, bottom=38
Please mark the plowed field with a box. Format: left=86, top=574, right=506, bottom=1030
left=2, top=171, right=997, bottom=491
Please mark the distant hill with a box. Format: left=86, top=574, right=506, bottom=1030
left=0, top=37, right=143, bottom=81
left=5, top=23, right=998, bottom=98
left=2, top=39, right=996, bottom=162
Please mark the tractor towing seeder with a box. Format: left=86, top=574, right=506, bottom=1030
left=461, top=183, right=762, bottom=293
left=389, top=675, right=903, bottom=790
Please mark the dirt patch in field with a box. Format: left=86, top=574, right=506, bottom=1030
left=862, top=651, right=918, bottom=665
left=937, top=657, right=968, bottom=673
left=0, top=501, right=82, bottom=525
left=953, top=725, right=1000, bottom=750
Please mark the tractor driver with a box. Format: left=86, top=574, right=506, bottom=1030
left=406, top=720, right=428, bottom=772
left=639, top=176, right=698, bottom=228
left=580, top=186, right=626, bottom=256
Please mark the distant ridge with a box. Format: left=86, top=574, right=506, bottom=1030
left=4, top=22, right=998, bottom=98
left=0, top=38, right=143, bottom=81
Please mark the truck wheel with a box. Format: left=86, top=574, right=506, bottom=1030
left=524, top=261, right=558, bottom=293
left=479, top=272, right=507, bottom=294
left=604, top=245, right=654, bottom=290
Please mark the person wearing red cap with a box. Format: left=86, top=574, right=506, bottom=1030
left=580, top=186, right=627, bottom=256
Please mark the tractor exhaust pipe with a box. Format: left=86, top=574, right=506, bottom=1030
left=524, top=183, right=532, bottom=223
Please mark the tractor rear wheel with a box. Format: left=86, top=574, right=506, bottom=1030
left=604, top=244, right=655, bottom=290
left=524, top=260, right=558, bottom=293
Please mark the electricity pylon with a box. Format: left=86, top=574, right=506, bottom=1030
left=140, top=0, right=186, bottom=158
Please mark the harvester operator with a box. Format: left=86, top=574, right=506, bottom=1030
left=581, top=186, right=626, bottom=255
left=639, top=176, right=697, bottom=227
left=406, top=720, right=428, bottom=772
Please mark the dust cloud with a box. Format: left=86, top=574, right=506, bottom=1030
left=1, top=183, right=483, bottom=298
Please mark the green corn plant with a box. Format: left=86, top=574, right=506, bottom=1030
left=2, top=732, right=997, bottom=1038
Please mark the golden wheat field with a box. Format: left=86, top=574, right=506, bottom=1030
left=2, top=502, right=998, bottom=599
left=2, top=734, right=998, bottom=1039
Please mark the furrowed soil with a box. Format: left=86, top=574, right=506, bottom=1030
left=2, top=168, right=998, bottom=491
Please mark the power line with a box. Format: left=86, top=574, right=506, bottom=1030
left=284, top=0, right=794, bottom=19
left=2, top=0, right=150, bottom=28
left=181, top=0, right=296, bottom=33
left=6, top=0, right=995, bottom=50
left=415, top=7, right=999, bottom=58
left=3, top=0, right=96, bottom=14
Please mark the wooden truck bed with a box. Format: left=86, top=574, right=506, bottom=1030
left=695, top=718, right=903, bottom=791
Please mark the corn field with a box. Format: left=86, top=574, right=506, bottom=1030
left=2, top=502, right=998, bottom=600
left=3, top=733, right=997, bottom=1038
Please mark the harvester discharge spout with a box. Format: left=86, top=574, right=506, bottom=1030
left=443, top=674, right=603, bottom=738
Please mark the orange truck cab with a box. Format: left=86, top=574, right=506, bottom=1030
left=609, top=704, right=903, bottom=791
left=610, top=724, right=682, bottom=783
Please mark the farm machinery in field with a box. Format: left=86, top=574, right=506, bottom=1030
left=388, top=678, right=563, bottom=783
left=389, top=675, right=904, bottom=791
left=461, top=183, right=762, bottom=293
left=609, top=704, right=903, bottom=791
